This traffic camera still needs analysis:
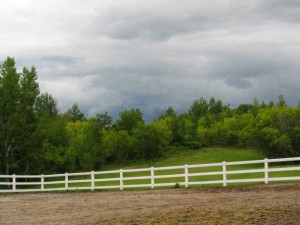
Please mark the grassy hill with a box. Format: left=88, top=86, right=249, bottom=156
left=108, top=147, right=265, bottom=170
left=16, top=147, right=299, bottom=191
left=62, top=148, right=296, bottom=189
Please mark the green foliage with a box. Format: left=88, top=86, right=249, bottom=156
left=66, top=103, right=85, bottom=122
left=236, top=104, right=253, bottom=115
left=1, top=57, right=300, bottom=176
left=65, top=120, right=104, bottom=172
left=115, top=108, right=144, bottom=133
left=254, top=107, right=300, bottom=158
left=277, top=94, right=287, bottom=107
left=35, top=93, right=59, bottom=119
left=189, top=97, right=225, bottom=122
left=165, top=106, right=177, bottom=118
left=189, top=97, right=209, bottom=122
left=0, top=57, right=40, bottom=175
left=33, top=115, right=68, bottom=173
left=133, top=123, right=170, bottom=160
left=96, top=112, right=113, bottom=130
left=101, top=130, right=135, bottom=164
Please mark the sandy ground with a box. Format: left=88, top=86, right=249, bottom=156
left=0, top=184, right=299, bottom=225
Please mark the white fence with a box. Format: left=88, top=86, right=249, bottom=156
left=1, top=157, right=300, bottom=193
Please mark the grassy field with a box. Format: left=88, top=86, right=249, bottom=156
left=38, top=147, right=300, bottom=190
left=115, top=147, right=265, bottom=168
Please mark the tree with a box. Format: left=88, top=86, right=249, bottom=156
left=66, top=103, right=85, bottom=122
left=101, top=130, right=135, bottom=164
left=268, top=100, right=275, bottom=108
left=250, top=98, right=260, bottom=116
left=133, top=123, right=169, bottom=160
left=115, top=108, right=144, bottom=134
left=18, top=66, right=40, bottom=174
left=161, top=106, right=177, bottom=118
left=189, top=98, right=209, bottom=122
left=236, top=104, right=253, bottom=115
left=277, top=94, right=287, bottom=107
left=0, top=57, right=39, bottom=175
left=96, top=112, right=113, bottom=129
left=33, top=93, right=64, bottom=174
left=256, top=127, right=294, bottom=158
left=33, top=115, right=68, bottom=173
left=0, top=57, right=21, bottom=175
left=35, top=93, right=59, bottom=119
left=208, top=97, right=223, bottom=115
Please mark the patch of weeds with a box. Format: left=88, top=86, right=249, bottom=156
left=174, top=182, right=180, bottom=188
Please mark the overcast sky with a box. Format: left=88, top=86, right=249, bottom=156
left=1, top=0, right=300, bottom=120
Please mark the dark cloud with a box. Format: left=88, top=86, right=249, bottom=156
left=258, top=0, right=300, bottom=23
left=94, top=1, right=244, bottom=41
left=1, top=0, right=300, bottom=121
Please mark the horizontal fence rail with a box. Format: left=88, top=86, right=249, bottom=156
left=0, top=157, right=300, bottom=193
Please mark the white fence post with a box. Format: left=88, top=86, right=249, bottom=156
left=91, top=171, right=95, bottom=191
left=41, top=174, right=44, bottom=191
left=151, top=167, right=155, bottom=189
left=222, top=161, right=227, bottom=187
left=65, top=172, right=69, bottom=190
left=12, top=174, right=16, bottom=191
left=120, top=169, right=124, bottom=191
left=184, top=164, right=189, bottom=188
left=264, top=158, right=269, bottom=184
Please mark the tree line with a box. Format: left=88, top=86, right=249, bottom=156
left=1, top=57, right=300, bottom=175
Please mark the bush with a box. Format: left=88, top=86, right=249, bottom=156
left=174, top=182, right=180, bottom=188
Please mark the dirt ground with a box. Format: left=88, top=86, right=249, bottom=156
left=0, top=184, right=299, bottom=225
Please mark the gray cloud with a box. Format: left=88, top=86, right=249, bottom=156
left=1, top=0, right=300, bottom=121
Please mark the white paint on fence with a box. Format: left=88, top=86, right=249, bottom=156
left=264, top=158, right=269, bottom=184
left=119, top=169, right=124, bottom=191
left=0, top=157, right=300, bottom=193
left=12, top=174, right=16, bottom=191
left=222, top=161, right=227, bottom=187
left=91, top=171, right=95, bottom=191
left=41, top=174, right=44, bottom=191
left=184, top=164, right=189, bottom=188
left=151, top=167, right=155, bottom=189
left=65, top=173, right=68, bottom=190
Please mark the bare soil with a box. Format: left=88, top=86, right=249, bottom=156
left=0, top=184, right=299, bottom=225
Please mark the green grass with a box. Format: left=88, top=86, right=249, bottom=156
left=104, top=147, right=264, bottom=170
left=10, top=147, right=300, bottom=191
left=154, top=147, right=261, bottom=166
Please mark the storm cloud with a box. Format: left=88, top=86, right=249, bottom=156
left=1, top=0, right=300, bottom=120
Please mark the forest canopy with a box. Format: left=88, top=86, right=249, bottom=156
left=1, top=57, right=300, bottom=175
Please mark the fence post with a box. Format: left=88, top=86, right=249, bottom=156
left=184, top=164, right=189, bottom=188
left=151, top=167, right=155, bottom=189
left=65, top=172, right=68, bottom=190
left=120, top=169, right=124, bottom=191
left=222, top=161, right=227, bottom=187
left=41, top=174, right=44, bottom=191
left=12, top=174, right=16, bottom=191
left=264, top=158, right=269, bottom=184
left=91, top=171, right=95, bottom=191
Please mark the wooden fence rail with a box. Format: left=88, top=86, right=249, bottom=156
left=0, top=157, right=300, bottom=193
